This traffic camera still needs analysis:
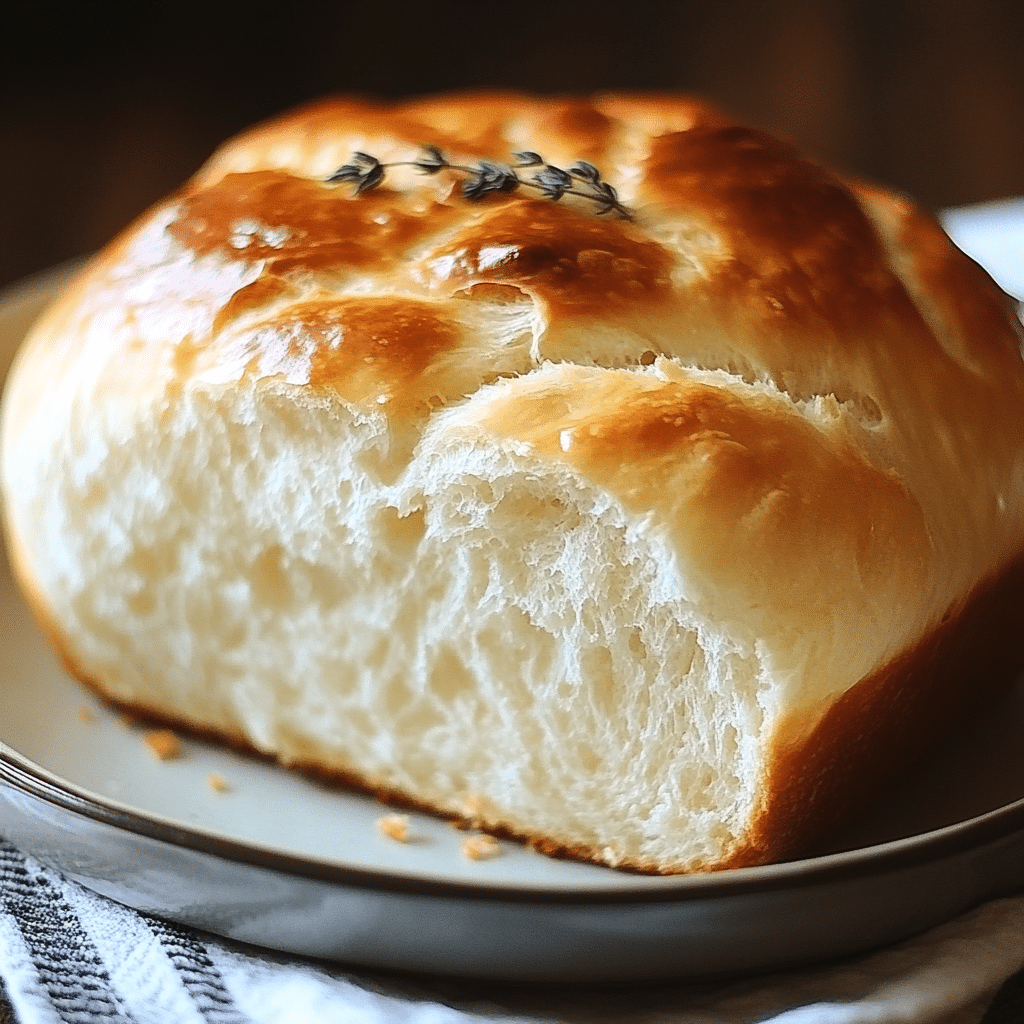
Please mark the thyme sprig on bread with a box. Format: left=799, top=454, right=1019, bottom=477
left=327, top=146, right=632, bottom=219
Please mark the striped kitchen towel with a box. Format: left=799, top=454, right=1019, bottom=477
left=2, top=838, right=1024, bottom=1024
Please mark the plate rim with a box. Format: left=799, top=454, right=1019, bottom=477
left=5, top=737, right=1024, bottom=905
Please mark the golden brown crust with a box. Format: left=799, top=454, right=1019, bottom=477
left=15, top=90, right=1023, bottom=439
left=421, top=200, right=676, bottom=318
left=169, top=170, right=462, bottom=274
left=204, top=295, right=464, bottom=414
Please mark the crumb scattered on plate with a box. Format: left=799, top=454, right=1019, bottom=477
left=461, top=834, right=501, bottom=861
left=206, top=772, right=231, bottom=793
left=143, top=729, right=183, bottom=760
left=376, top=813, right=411, bottom=843
left=78, top=707, right=96, bottom=724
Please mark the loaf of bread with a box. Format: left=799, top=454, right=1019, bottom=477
left=3, top=93, right=1024, bottom=873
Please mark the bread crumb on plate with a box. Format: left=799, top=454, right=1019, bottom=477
left=376, top=813, right=411, bottom=843
left=143, top=729, right=183, bottom=760
left=461, top=834, right=501, bottom=861
left=206, top=772, right=231, bottom=793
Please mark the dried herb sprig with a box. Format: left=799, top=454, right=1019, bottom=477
left=327, top=146, right=631, bottom=219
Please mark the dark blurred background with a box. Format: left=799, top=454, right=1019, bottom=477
left=3, top=0, right=1023, bottom=291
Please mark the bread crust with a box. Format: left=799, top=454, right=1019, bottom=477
left=3, top=91, right=1024, bottom=873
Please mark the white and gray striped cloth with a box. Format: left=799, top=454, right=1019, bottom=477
left=1, top=838, right=1023, bottom=1024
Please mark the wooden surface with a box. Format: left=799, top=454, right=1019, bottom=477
left=2, top=0, right=1023, bottom=291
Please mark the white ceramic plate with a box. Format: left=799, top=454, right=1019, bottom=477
left=2, top=249, right=1024, bottom=982
left=941, top=196, right=1024, bottom=299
